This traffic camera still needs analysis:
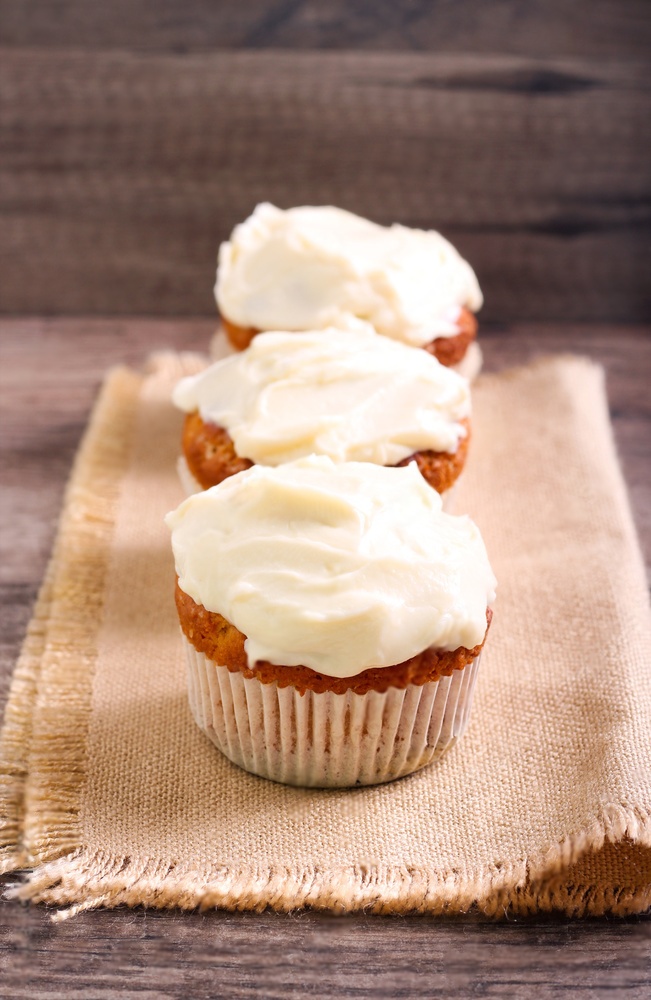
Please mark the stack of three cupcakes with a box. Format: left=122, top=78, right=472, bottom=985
left=166, top=204, right=496, bottom=788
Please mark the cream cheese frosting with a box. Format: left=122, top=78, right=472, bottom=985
left=166, top=457, right=496, bottom=678
left=215, top=203, right=483, bottom=347
left=173, top=324, right=470, bottom=467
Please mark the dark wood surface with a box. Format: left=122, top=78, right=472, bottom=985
left=1, top=0, right=650, bottom=56
left=0, top=903, right=650, bottom=999
left=1, top=49, right=649, bottom=321
left=1, top=318, right=650, bottom=997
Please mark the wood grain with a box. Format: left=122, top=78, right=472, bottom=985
left=1, top=51, right=649, bottom=320
left=1, top=0, right=650, bottom=57
left=0, top=901, right=650, bottom=999
left=0, top=319, right=650, bottom=996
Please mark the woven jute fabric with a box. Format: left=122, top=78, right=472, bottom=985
left=1, top=353, right=650, bottom=918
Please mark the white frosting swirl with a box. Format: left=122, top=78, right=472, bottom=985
left=166, top=457, right=496, bottom=678
left=173, top=324, right=470, bottom=466
left=215, top=204, right=483, bottom=347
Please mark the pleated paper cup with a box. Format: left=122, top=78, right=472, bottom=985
left=176, top=456, right=202, bottom=496
left=452, top=340, right=482, bottom=381
left=210, top=325, right=237, bottom=362
left=182, top=635, right=481, bottom=788
left=439, top=480, right=459, bottom=513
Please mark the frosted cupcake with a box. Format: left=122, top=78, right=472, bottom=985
left=173, top=323, right=470, bottom=505
left=213, top=203, right=484, bottom=379
left=174, top=323, right=471, bottom=507
left=166, top=457, right=496, bottom=788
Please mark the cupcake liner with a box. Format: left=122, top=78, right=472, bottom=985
left=176, top=456, right=203, bottom=496
left=439, top=479, right=459, bottom=513
left=452, top=340, right=482, bottom=382
left=210, top=325, right=237, bottom=362
left=183, top=635, right=481, bottom=788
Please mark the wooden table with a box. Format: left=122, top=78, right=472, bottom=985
left=1, top=318, right=650, bottom=997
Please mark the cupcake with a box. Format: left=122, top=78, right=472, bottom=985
left=213, top=203, right=484, bottom=379
left=173, top=323, right=471, bottom=507
left=165, top=457, right=496, bottom=788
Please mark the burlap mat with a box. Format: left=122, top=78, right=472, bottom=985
left=1, top=353, right=650, bottom=918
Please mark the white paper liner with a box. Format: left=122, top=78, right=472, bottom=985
left=439, top=479, right=458, bottom=513
left=176, top=455, right=203, bottom=496
left=183, top=635, right=481, bottom=788
left=210, top=326, right=237, bottom=361
left=452, top=341, right=483, bottom=382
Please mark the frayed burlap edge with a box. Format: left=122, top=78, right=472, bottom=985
left=9, top=800, right=651, bottom=921
left=2, top=353, right=651, bottom=919
left=0, top=365, right=143, bottom=873
left=0, top=559, right=54, bottom=872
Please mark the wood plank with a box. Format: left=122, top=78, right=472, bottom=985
left=1, top=52, right=649, bottom=320
left=0, top=0, right=649, bottom=58
left=0, top=319, right=650, bottom=994
left=0, top=896, right=649, bottom=999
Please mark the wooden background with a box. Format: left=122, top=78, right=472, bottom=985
left=0, top=1, right=650, bottom=320
left=1, top=3, right=650, bottom=997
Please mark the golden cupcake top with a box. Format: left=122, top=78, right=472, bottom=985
left=215, top=203, right=483, bottom=347
left=165, top=457, right=496, bottom=679
left=173, top=323, right=470, bottom=467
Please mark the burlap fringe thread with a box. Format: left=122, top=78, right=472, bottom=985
left=1, top=355, right=650, bottom=920
left=9, top=805, right=651, bottom=923
left=0, top=366, right=142, bottom=878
